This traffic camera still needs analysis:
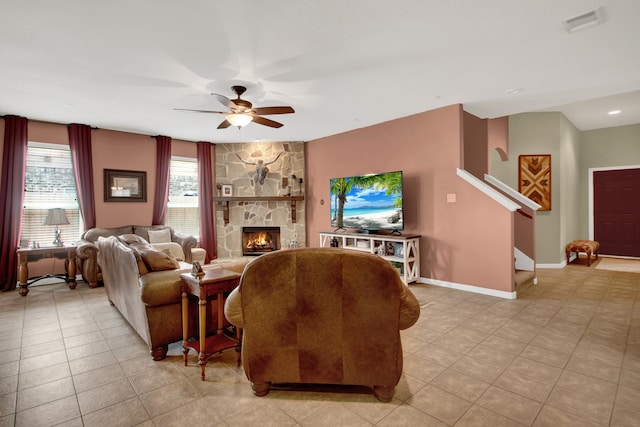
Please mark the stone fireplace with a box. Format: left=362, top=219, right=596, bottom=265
left=215, top=142, right=306, bottom=258
left=242, top=226, right=281, bottom=256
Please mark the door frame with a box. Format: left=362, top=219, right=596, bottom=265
left=588, top=164, right=640, bottom=242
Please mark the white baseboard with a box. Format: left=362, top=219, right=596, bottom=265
left=536, top=262, right=566, bottom=269
left=418, top=277, right=517, bottom=300
left=537, top=253, right=574, bottom=269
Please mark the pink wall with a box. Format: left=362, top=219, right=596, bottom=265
left=306, top=105, right=515, bottom=293
left=463, top=112, right=488, bottom=178
left=488, top=116, right=509, bottom=161
left=92, top=129, right=157, bottom=226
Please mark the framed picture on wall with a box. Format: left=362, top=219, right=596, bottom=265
left=222, top=184, right=233, bottom=197
left=104, top=169, right=147, bottom=202
left=518, top=154, right=551, bottom=210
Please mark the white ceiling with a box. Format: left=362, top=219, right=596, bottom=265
left=1, top=0, right=639, bottom=143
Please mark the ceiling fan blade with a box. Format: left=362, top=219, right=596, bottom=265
left=251, top=106, right=295, bottom=115
left=217, top=119, right=232, bottom=129
left=252, top=115, right=284, bottom=128
left=174, top=108, right=226, bottom=114
left=212, top=93, right=237, bottom=110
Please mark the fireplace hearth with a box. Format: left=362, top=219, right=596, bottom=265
left=242, top=226, right=281, bottom=256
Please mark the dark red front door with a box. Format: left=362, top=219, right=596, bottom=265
left=594, top=168, right=640, bottom=257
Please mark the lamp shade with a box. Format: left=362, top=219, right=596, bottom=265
left=225, top=113, right=253, bottom=128
left=44, top=208, right=70, bottom=226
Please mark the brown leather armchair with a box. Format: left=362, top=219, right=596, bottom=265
left=224, top=247, right=420, bottom=402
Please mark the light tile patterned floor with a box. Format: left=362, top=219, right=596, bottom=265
left=0, top=264, right=639, bottom=426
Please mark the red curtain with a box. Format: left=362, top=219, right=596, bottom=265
left=68, top=124, right=96, bottom=230
left=0, top=116, right=28, bottom=291
left=152, top=135, right=171, bottom=225
left=197, top=141, right=217, bottom=261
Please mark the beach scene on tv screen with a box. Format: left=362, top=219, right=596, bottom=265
left=330, top=171, right=403, bottom=230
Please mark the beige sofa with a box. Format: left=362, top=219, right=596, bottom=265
left=96, top=235, right=249, bottom=360
left=76, top=225, right=197, bottom=288
left=224, top=247, right=420, bottom=401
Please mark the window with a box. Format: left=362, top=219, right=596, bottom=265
left=22, top=142, right=81, bottom=246
left=166, top=156, right=199, bottom=237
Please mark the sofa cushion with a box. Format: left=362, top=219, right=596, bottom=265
left=133, top=251, right=150, bottom=275
left=116, top=234, right=151, bottom=274
left=83, top=225, right=134, bottom=243
left=133, top=225, right=172, bottom=244
left=151, top=242, right=185, bottom=261
left=139, top=264, right=191, bottom=307
left=117, top=233, right=148, bottom=245
left=148, top=228, right=172, bottom=243
left=130, top=241, right=180, bottom=272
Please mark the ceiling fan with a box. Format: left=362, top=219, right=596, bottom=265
left=174, top=85, right=295, bottom=129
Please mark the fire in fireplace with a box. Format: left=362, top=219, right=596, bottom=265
left=242, top=226, right=281, bottom=256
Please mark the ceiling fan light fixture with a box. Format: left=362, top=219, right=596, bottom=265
left=226, top=113, right=253, bottom=128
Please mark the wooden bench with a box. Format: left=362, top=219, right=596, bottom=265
left=566, top=240, right=600, bottom=266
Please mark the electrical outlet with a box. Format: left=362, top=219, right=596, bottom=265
left=447, top=193, right=456, bottom=203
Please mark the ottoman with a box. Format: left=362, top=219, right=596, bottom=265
left=565, top=240, right=600, bottom=266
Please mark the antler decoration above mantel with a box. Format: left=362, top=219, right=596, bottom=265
left=235, top=152, right=284, bottom=185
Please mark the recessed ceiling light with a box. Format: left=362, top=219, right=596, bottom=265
left=608, top=110, right=621, bottom=115
left=505, top=88, right=522, bottom=95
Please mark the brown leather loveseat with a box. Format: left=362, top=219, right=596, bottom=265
left=224, top=247, right=420, bottom=401
left=76, top=225, right=197, bottom=288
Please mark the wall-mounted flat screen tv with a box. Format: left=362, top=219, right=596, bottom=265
left=330, top=170, right=403, bottom=232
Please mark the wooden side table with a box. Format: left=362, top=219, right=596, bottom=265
left=180, top=269, right=242, bottom=381
left=16, top=245, right=77, bottom=296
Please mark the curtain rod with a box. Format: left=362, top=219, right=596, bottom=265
left=1, top=116, right=215, bottom=141
left=0, top=115, right=99, bottom=130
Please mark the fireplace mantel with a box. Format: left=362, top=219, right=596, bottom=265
left=215, top=196, right=304, bottom=225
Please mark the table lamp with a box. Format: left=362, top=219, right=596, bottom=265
left=44, top=208, right=70, bottom=247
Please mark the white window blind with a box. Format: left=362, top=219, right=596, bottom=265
left=22, top=142, right=81, bottom=246
left=166, top=156, right=199, bottom=237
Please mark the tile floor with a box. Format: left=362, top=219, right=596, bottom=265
left=0, top=263, right=639, bottom=426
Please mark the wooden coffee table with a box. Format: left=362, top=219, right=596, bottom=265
left=180, top=269, right=241, bottom=380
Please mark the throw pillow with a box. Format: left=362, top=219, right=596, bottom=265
left=117, top=233, right=148, bottom=245
left=151, top=242, right=185, bottom=262
left=116, top=234, right=150, bottom=275
left=132, top=249, right=150, bottom=275
left=148, top=228, right=172, bottom=244
left=130, top=241, right=180, bottom=271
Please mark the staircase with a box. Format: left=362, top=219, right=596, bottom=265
left=515, top=269, right=536, bottom=294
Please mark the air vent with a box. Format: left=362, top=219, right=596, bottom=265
left=563, top=7, right=604, bottom=33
